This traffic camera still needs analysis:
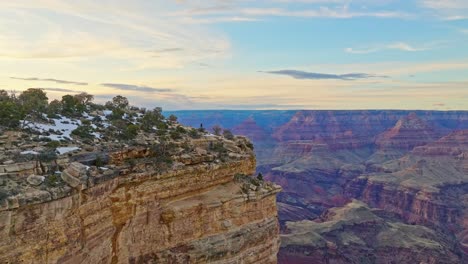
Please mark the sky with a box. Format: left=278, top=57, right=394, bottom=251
left=1, top=0, right=468, bottom=110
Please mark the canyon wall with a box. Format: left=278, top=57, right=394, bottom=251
left=0, top=136, right=281, bottom=263
left=171, top=110, right=468, bottom=263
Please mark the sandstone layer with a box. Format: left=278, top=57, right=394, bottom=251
left=0, top=135, right=281, bottom=264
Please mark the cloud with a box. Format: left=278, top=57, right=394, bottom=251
left=212, top=103, right=309, bottom=109
left=420, top=0, right=468, bottom=20
left=101, top=83, right=174, bottom=93
left=238, top=7, right=408, bottom=19
left=148, top=48, right=184, bottom=57
left=0, top=2, right=230, bottom=68
left=11, top=77, right=88, bottom=85
left=178, top=7, right=410, bottom=23
left=33, top=87, right=85, bottom=93
left=261, top=70, right=387, bottom=80
left=345, top=42, right=437, bottom=54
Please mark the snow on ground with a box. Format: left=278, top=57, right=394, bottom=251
left=56, top=146, right=80, bottom=155
left=23, top=115, right=81, bottom=141
left=22, top=113, right=109, bottom=140
left=82, top=112, right=94, bottom=121
left=20, top=150, right=39, bottom=155
left=91, top=132, right=102, bottom=139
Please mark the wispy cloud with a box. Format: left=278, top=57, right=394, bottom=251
left=32, top=87, right=85, bottom=93
left=170, top=0, right=414, bottom=25
left=101, top=83, right=174, bottom=93
left=345, top=41, right=439, bottom=54
left=177, top=5, right=410, bottom=23
left=420, top=0, right=468, bottom=20
left=148, top=48, right=184, bottom=57
left=0, top=1, right=230, bottom=68
left=11, top=77, right=88, bottom=85
left=261, top=70, right=387, bottom=80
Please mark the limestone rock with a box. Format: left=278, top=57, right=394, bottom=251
left=61, top=162, right=88, bottom=190
left=26, top=175, right=44, bottom=186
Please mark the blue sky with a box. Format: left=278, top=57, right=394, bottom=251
left=0, top=0, right=467, bottom=110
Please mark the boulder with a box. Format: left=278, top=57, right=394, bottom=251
left=26, top=175, right=45, bottom=186
left=61, top=162, right=89, bottom=190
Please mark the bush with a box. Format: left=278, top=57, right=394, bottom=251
left=123, top=124, right=139, bottom=140
left=150, top=141, right=175, bottom=164
left=211, top=142, right=227, bottom=154
left=71, top=125, right=95, bottom=139
left=109, top=108, right=125, bottom=120
left=175, top=126, right=186, bottom=134
left=246, top=141, right=254, bottom=150
left=170, top=130, right=182, bottom=140
left=212, top=125, right=222, bottom=136
left=46, top=141, right=61, bottom=149
left=140, top=107, right=164, bottom=132
left=188, top=129, right=201, bottom=139
left=257, top=173, right=263, bottom=181
left=95, top=155, right=104, bottom=167
left=168, top=114, right=178, bottom=123
left=45, top=174, right=59, bottom=187
left=38, top=151, right=57, bottom=162
left=125, top=158, right=137, bottom=168
left=61, top=95, right=80, bottom=117
left=223, top=129, right=234, bottom=140
left=19, top=88, right=48, bottom=119
left=0, top=100, right=22, bottom=128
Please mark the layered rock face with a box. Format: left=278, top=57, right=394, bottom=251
left=0, top=136, right=281, bottom=263
left=232, top=117, right=270, bottom=142
left=375, top=113, right=438, bottom=151
left=232, top=117, right=276, bottom=166
left=346, top=130, right=468, bottom=255
left=279, top=200, right=462, bottom=264
left=172, top=110, right=468, bottom=262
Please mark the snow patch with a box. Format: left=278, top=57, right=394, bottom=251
left=20, top=150, right=39, bottom=155
left=23, top=115, right=81, bottom=141
left=56, top=147, right=80, bottom=155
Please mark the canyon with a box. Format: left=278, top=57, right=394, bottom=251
left=171, top=110, right=468, bottom=263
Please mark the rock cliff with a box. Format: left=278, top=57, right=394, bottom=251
left=171, top=110, right=468, bottom=262
left=0, top=130, right=281, bottom=263
left=346, top=130, right=468, bottom=256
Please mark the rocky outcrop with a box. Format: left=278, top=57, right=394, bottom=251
left=0, top=135, right=281, bottom=264
left=279, top=200, right=462, bottom=264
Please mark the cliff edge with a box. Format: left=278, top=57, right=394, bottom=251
left=0, top=110, right=281, bottom=263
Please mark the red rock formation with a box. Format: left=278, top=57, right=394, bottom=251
left=232, top=117, right=270, bottom=141
left=347, top=130, right=468, bottom=256
left=375, top=112, right=438, bottom=151
left=279, top=200, right=462, bottom=264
